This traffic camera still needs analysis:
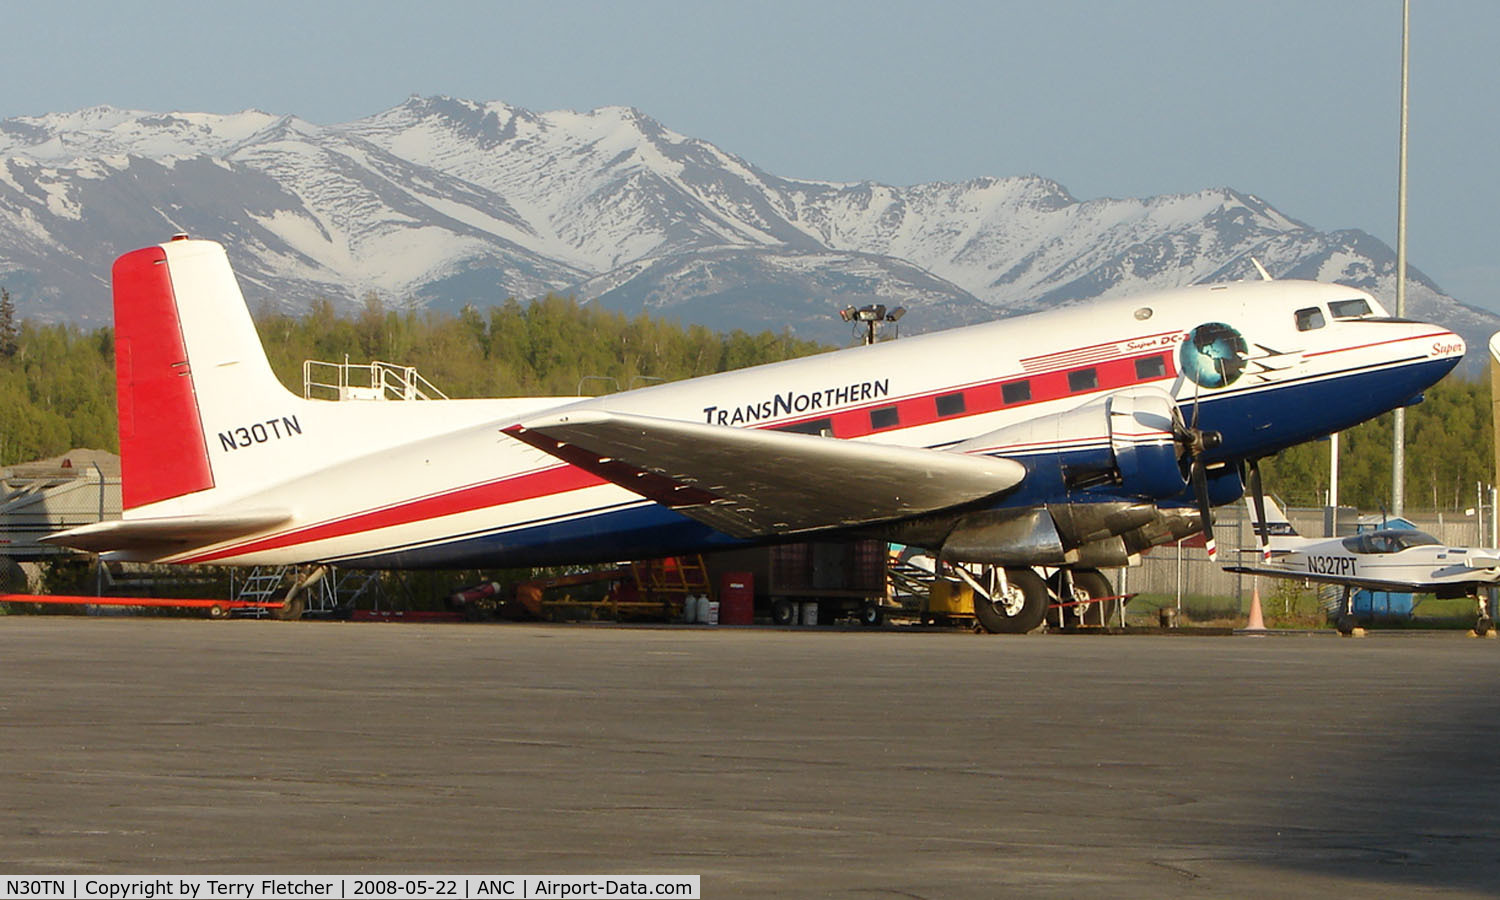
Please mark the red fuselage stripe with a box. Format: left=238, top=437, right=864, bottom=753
left=182, top=464, right=604, bottom=562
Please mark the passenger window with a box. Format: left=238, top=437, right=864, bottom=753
left=1135, top=355, right=1167, bottom=379
left=935, top=393, right=966, bottom=417
left=1329, top=298, right=1372, bottom=318
left=1002, top=381, right=1031, bottom=404
left=1068, top=368, right=1098, bottom=392
left=776, top=418, right=833, bottom=437
left=1295, top=307, right=1326, bottom=331
left=870, top=406, right=900, bottom=430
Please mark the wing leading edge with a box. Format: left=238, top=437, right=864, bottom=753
left=1223, top=563, right=1500, bottom=594
left=504, top=410, right=1026, bottom=538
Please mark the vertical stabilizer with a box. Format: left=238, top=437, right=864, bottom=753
left=1245, top=493, right=1300, bottom=551
left=113, top=238, right=299, bottom=511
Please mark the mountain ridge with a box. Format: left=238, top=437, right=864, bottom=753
left=0, top=95, right=1492, bottom=365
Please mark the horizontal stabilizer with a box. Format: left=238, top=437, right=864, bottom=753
left=42, top=509, right=293, bottom=554
left=504, top=410, right=1026, bottom=538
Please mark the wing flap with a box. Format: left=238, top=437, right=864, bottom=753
left=504, top=410, right=1025, bottom=538
left=42, top=509, right=293, bottom=554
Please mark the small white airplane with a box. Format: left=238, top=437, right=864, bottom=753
left=1225, top=496, right=1498, bottom=635
left=45, top=236, right=1466, bottom=631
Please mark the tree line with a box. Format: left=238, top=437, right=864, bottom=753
left=0, top=292, right=827, bottom=467
left=0, top=288, right=1492, bottom=511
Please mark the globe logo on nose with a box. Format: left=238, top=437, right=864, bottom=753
left=1179, top=322, right=1248, bottom=388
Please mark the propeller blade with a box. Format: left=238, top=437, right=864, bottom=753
left=1189, top=378, right=1201, bottom=431
left=1191, top=456, right=1216, bottom=560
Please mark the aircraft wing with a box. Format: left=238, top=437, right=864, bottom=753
left=42, top=509, right=293, bottom=554
left=504, top=410, right=1026, bottom=538
left=1222, top=563, right=1497, bottom=594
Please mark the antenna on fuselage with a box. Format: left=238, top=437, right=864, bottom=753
left=1250, top=257, right=1273, bottom=281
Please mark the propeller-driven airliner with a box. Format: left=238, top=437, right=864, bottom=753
left=47, top=236, right=1466, bottom=632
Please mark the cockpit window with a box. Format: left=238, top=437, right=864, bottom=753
left=1295, top=307, right=1326, bottom=331
left=1329, top=298, right=1373, bottom=319
left=1340, top=530, right=1441, bottom=554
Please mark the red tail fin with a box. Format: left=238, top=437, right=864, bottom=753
left=113, top=246, right=215, bottom=508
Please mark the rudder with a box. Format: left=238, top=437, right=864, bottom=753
left=113, top=245, right=215, bottom=509
left=112, top=237, right=300, bottom=511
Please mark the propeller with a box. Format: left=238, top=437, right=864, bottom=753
left=1173, top=384, right=1223, bottom=559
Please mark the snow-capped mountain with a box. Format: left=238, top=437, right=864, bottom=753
left=0, top=96, right=1492, bottom=363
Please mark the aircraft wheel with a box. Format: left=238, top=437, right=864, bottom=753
left=1336, top=614, right=1356, bottom=636
left=972, top=567, right=1048, bottom=634
left=771, top=598, right=797, bottom=626
left=859, top=603, right=884, bottom=627
left=208, top=604, right=229, bottom=620
left=1476, top=615, right=1494, bottom=637
left=272, top=594, right=305, bottom=621
left=1051, top=568, right=1115, bottom=627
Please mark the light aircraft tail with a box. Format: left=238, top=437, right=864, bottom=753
left=1246, top=493, right=1301, bottom=553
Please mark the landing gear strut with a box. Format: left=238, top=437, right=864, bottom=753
left=1049, top=568, right=1116, bottom=628
left=1335, top=586, right=1357, bottom=636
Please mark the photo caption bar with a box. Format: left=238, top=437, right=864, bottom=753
left=0, top=876, right=701, bottom=900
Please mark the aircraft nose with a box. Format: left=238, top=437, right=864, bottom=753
left=1427, top=330, right=1465, bottom=361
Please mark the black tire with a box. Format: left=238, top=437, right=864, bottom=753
left=1053, top=569, right=1115, bottom=627
left=859, top=603, right=884, bottom=627
left=972, top=567, right=1048, bottom=634
left=208, top=604, right=229, bottom=620
left=1336, top=614, right=1356, bottom=636
left=272, top=594, right=305, bottom=621
left=771, top=598, right=797, bottom=626
left=1477, top=615, right=1494, bottom=637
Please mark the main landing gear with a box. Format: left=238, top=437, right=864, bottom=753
left=947, top=564, right=1117, bottom=633
left=1476, top=588, right=1495, bottom=637
left=950, top=565, right=1048, bottom=634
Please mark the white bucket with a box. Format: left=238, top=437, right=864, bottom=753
left=706, top=600, right=720, bottom=625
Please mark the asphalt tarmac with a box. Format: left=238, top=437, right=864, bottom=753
left=2, top=618, right=1498, bottom=898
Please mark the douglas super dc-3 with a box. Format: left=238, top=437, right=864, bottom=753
left=46, top=237, right=1465, bottom=632
left=1226, top=496, right=1498, bottom=635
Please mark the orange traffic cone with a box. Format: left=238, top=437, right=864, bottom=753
left=1246, top=578, right=1267, bottom=630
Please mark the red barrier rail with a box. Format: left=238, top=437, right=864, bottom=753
left=0, top=594, right=286, bottom=611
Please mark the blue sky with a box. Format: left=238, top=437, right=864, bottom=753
left=5, top=1, right=1497, bottom=311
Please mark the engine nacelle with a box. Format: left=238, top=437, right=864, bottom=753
left=1106, top=388, right=1188, bottom=499
left=953, top=386, right=1187, bottom=501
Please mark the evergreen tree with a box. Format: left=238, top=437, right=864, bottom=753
left=0, top=287, right=18, bottom=358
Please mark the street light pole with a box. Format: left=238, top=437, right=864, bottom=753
left=1391, top=0, right=1410, bottom=517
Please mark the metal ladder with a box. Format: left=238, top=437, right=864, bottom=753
left=232, top=566, right=294, bottom=617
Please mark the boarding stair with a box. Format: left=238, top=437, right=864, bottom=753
left=232, top=565, right=377, bottom=618
left=232, top=566, right=291, bottom=616
left=631, top=554, right=713, bottom=599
